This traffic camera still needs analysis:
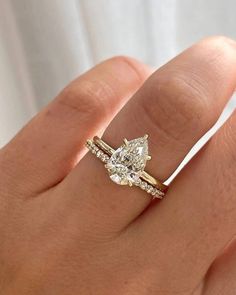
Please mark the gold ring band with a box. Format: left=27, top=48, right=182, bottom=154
left=86, top=135, right=168, bottom=199
left=93, top=136, right=168, bottom=193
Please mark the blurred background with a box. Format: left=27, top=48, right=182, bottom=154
left=0, top=0, right=236, bottom=147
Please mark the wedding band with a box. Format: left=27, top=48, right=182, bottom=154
left=86, top=135, right=168, bottom=199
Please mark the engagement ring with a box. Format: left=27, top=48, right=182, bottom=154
left=86, top=135, right=168, bottom=199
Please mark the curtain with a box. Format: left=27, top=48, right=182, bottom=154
left=0, top=0, right=236, bottom=146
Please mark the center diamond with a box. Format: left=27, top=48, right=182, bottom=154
left=105, top=135, right=149, bottom=186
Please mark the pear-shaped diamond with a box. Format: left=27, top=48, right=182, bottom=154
left=106, top=136, right=149, bottom=185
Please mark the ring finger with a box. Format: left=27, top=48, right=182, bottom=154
left=59, top=36, right=236, bottom=231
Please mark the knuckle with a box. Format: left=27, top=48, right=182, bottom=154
left=164, top=76, right=208, bottom=122
left=56, top=55, right=148, bottom=124
left=58, top=78, right=115, bottom=121
left=140, top=75, right=209, bottom=143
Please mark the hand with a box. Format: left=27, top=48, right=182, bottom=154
left=1, top=36, right=236, bottom=295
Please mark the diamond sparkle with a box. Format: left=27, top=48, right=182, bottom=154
left=105, top=136, right=150, bottom=186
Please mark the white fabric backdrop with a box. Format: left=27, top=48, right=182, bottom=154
left=0, top=0, right=236, bottom=146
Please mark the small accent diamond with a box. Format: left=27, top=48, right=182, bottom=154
left=140, top=181, right=148, bottom=190
left=151, top=189, right=157, bottom=196
left=147, top=185, right=154, bottom=193
left=96, top=150, right=103, bottom=158
left=92, top=146, right=98, bottom=154
left=134, top=178, right=142, bottom=185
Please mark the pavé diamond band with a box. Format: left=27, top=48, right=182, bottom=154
left=86, top=135, right=168, bottom=199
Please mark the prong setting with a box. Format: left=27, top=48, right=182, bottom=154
left=86, top=135, right=167, bottom=199
left=123, top=138, right=128, bottom=146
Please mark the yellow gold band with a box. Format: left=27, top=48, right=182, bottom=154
left=93, top=136, right=168, bottom=193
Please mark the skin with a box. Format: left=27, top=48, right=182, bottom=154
left=0, top=36, right=236, bottom=295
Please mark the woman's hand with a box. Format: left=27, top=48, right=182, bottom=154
left=1, top=36, right=236, bottom=295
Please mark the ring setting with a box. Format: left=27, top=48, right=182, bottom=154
left=86, top=135, right=168, bottom=199
left=105, top=135, right=150, bottom=186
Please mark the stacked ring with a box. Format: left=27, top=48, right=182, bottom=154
left=86, top=135, right=168, bottom=199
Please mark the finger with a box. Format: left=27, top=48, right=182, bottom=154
left=203, top=239, right=236, bottom=295
left=60, top=36, right=236, bottom=231
left=0, top=57, right=151, bottom=195
left=133, top=108, right=236, bottom=293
